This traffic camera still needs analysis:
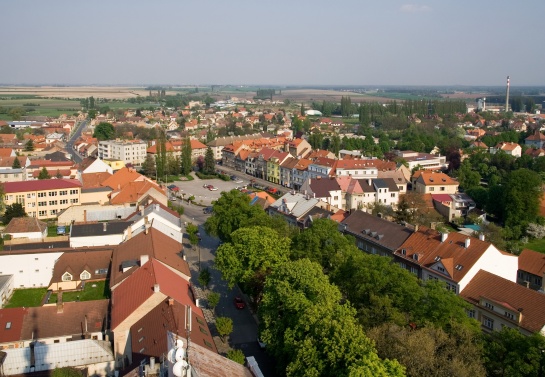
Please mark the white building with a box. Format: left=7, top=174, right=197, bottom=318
left=98, top=139, right=148, bottom=166
left=0, top=250, right=64, bottom=289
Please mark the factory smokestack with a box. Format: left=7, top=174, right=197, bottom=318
left=505, top=75, right=510, bottom=112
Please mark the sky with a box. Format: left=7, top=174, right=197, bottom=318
left=1, top=0, right=544, bottom=86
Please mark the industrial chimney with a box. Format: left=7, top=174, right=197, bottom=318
left=505, top=76, right=510, bottom=112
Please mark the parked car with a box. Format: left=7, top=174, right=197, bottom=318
left=266, top=187, right=278, bottom=194
left=234, top=297, right=245, bottom=309
left=230, top=175, right=237, bottom=181
left=203, top=206, right=213, bottom=214
left=234, top=179, right=243, bottom=184
left=208, top=186, right=218, bottom=191
left=203, top=184, right=211, bottom=188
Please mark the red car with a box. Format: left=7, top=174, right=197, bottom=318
left=234, top=297, right=245, bottom=309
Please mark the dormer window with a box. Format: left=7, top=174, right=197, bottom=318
left=62, top=272, right=73, bottom=282
left=80, top=270, right=91, bottom=280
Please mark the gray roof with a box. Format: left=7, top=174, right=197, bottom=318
left=372, top=179, right=388, bottom=189
left=341, top=210, right=413, bottom=251
left=126, top=203, right=181, bottom=227
left=82, top=186, right=112, bottom=193
left=270, top=192, right=320, bottom=218
left=70, top=221, right=132, bottom=237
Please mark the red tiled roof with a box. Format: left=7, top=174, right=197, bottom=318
left=431, top=194, right=453, bottom=203
left=4, top=179, right=81, bottom=193
left=518, top=249, right=545, bottom=276
left=0, top=307, right=26, bottom=343
left=460, top=270, right=545, bottom=333
left=4, top=217, right=47, bottom=234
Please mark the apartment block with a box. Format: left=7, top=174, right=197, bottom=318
left=98, top=139, right=147, bottom=166
left=3, top=179, right=82, bottom=219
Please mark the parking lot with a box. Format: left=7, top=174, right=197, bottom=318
left=169, top=173, right=251, bottom=206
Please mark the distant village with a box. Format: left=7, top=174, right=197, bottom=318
left=0, top=94, right=545, bottom=376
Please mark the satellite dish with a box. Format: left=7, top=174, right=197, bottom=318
left=172, top=360, right=188, bottom=377
left=175, top=347, right=185, bottom=362
left=167, top=348, right=176, bottom=363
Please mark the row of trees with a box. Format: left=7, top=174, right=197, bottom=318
left=203, top=191, right=545, bottom=376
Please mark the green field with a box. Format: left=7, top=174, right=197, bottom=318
left=4, top=288, right=47, bottom=308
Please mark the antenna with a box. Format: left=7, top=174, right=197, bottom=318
left=505, top=76, right=510, bottom=112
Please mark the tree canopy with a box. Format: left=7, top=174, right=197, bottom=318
left=93, top=122, right=115, bottom=141
left=3, top=203, right=27, bottom=224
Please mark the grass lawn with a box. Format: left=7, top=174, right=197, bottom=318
left=523, top=239, right=545, bottom=253
left=4, top=288, right=47, bottom=308
left=47, top=225, right=70, bottom=237
left=49, top=280, right=110, bottom=303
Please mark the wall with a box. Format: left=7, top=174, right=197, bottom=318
left=0, top=275, right=15, bottom=309
left=70, top=234, right=125, bottom=248
left=459, top=247, right=518, bottom=291
left=0, top=252, right=64, bottom=288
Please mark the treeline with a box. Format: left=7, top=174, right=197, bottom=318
left=204, top=190, right=545, bottom=376
left=254, top=89, right=275, bottom=100
left=310, top=97, right=467, bottom=122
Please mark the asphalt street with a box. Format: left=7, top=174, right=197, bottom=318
left=65, top=120, right=87, bottom=163
left=177, top=202, right=278, bottom=376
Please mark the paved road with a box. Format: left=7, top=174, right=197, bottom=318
left=65, top=120, right=87, bottom=163
left=175, top=203, right=278, bottom=377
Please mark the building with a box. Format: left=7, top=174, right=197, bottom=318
left=432, top=193, right=476, bottom=220
left=69, top=221, right=132, bottom=248
left=395, top=150, right=448, bottom=170
left=0, top=275, right=14, bottom=309
left=525, top=130, right=545, bottom=149
left=267, top=192, right=320, bottom=228
left=460, top=270, right=545, bottom=336
left=490, top=142, right=522, bottom=158
left=412, top=170, right=459, bottom=194
left=98, top=139, right=148, bottom=166
left=517, top=249, right=545, bottom=291
left=2, top=217, right=48, bottom=240
left=0, top=248, right=65, bottom=289
left=3, top=179, right=82, bottom=219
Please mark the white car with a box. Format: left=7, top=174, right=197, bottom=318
left=234, top=179, right=243, bottom=184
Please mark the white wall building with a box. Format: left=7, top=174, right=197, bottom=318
left=98, top=139, right=147, bottom=167
left=0, top=251, right=64, bottom=289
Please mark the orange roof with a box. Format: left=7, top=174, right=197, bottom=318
left=190, top=139, right=207, bottom=149
left=0, top=148, right=14, bottom=157
left=102, top=167, right=145, bottom=190
left=397, top=227, right=491, bottom=282
left=518, top=249, right=545, bottom=276
left=249, top=191, right=276, bottom=205
left=414, top=170, right=458, bottom=186
left=81, top=172, right=113, bottom=189
left=496, top=142, right=520, bottom=151
left=110, top=180, right=165, bottom=205
left=460, top=270, right=545, bottom=333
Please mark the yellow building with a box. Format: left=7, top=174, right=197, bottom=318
left=102, top=159, right=126, bottom=171
left=3, top=179, right=82, bottom=219
left=266, top=151, right=290, bottom=184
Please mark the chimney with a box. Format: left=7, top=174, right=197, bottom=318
left=140, top=255, right=149, bottom=266
left=103, top=222, right=107, bottom=232
left=57, top=288, right=64, bottom=314
left=479, top=233, right=485, bottom=241
left=153, top=284, right=160, bottom=293
left=127, top=226, right=132, bottom=240
left=465, top=238, right=471, bottom=248
left=441, top=233, right=448, bottom=243
left=83, top=210, right=87, bottom=222
left=414, top=224, right=419, bottom=232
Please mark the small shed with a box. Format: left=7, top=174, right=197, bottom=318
left=3, top=217, right=48, bottom=240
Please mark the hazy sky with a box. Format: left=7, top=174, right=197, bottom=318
left=2, top=0, right=544, bottom=86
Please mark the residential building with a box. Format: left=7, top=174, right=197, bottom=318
left=395, top=150, right=448, bottom=170
left=333, top=159, right=379, bottom=179
left=0, top=275, right=14, bottom=309
left=432, top=193, right=476, bottom=220
left=207, top=133, right=264, bottom=161
left=267, top=192, right=320, bottom=228
left=308, top=157, right=337, bottom=179
left=490, top=142, right=522, bottom=157
left=460, top=270, right=545, bottom=336
left=340, top=210, right=413, bottom=257
left=279, top=157, right=299, bottom=187
left=286, top=138, right=312, bottom=157
left=69, top=221, right=132, bottom=248
left=343, top=178, right=400, bottom=211
left=3, top=179, right=82, bottom=219
left=98, top=139, right=147, bottom=166
left=0, top=248, right=65, bottom=288
left=412, top=170, right=459, bottom=194
left=267, top=150, right=290, bottom=184
left=291, top=158, right=312, bottom=190
left=2, top=217, right=48, bottom=240
left=394, top=228, right=518, bottom=293
left=525, top=130, right=545, bottom=149
left=517, top=249, right=545, bottom=291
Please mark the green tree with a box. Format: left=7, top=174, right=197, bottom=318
left=198, top=267, right=211, bottom=288
left=207, top=291, right=220, bottom=312
left=3, top=203, right=27, bottom=224
left=215, top=316, right=233, bottom=342
left=11, top=157, right=21, bottom=169
left=484, top=327, right=545, bottom=377
left=369, top=323, right=485, bottom=377
left=140, top=154, right=157, bottom=178
left=204, top=190, right=271, bottom=242
left=457, top=160, right=481, bottom=190
left=226, top=349, right=246, bottom=365
left=204, top=146, right=215, bottom=175
left=181, top=137, right=192, bottom=175
left=89, top=96, right=95, bottom=109
left=259, top=259, right=404, bottom=377
left=503, top=169, right=542, bottom=229
left=215, top=226, right=291, bottom=305
left=93, top=122, right=115, bottom=141
left=38, top=167, right=51, bottom=180
left=87, top=109, right=97, bottom=119
left=24, top=139, right=34, bottom=151
left=300, top=103, right=305, bottom=116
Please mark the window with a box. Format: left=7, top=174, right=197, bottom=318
left=440, top=187, right=445, bottom=191
left=39, top=211, right=47, bottom=217
left=391, top=193, right=396, bottom=197
left=71, top=198, right=79, bottom=204
left=50, top=209, right=57, bottom=216
left=59, top=190, right=68, bottom=196
left=429, top=187, right=435, bottom=191
left=48, top=191, right=57, bottom=197
left=60, top=199, right=68, bottom=205
left=38, top=201, right=47, bottom=207
left=482, top=316, right=494, bottom=329
left=49, top=200, right=58, bottom=206
left=62, top=272, right=73, bottom=281
left=485, top=302, right=494, bottom=310
left=518, top=271, right=524, bottom=279
left=467, top=309, right=476, bottom=318
left=535, top=277, right=542, bottom=286
left=80, top=270, right=91, bottom=280
left=5, top=322, right=11, bottom=329
left=95, top=268, right=108, bottom=275
left=38, top=192, right=46, bottom=198
left=504, top=311, right=515, bottom=320
left=437, top=266, right=445, bottom=273
left=410, top=266, right=418, bottom=275
left=70, top=189, right=78, bottom=195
